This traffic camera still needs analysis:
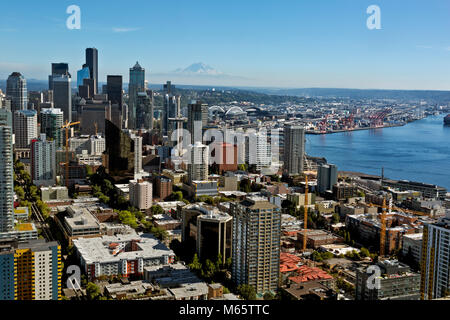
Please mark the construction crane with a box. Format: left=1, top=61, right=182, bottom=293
left=61, top=121, right=80, bottom=187
left=369, top=108, right=392, bottom=128
left=379, top=198, right=387, bottom=257
left=303, top=175, right=309, bottom=251
left=318, top=114, right=329, bottom=134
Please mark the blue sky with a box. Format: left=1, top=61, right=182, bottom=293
left=1, top=0, right=450, bottom=89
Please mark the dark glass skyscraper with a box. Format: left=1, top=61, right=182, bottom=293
left=136, top=91, right=153, bottom=130
left=187, top=100, right=208, bottom=144
left=52, top=75, right=72, bottom=123
left=85, top=48, right=98, bottom=94
left=49, top=63, right=70, bottom=91
left=107, top=75, right=123, bottom=111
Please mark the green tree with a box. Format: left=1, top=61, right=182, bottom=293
left=360, top=247, right=370, bottom=258
left=188, top=254, right=202, bottom=272
left=151, top=205, right=164, bottom=216
left=203, top=259, right=217, bottom=279
left=14, top=186, right=25, bottom=200
left=86, top=282, right=101, bottom=300
left=215, top=253, right=223, bottom=270
left=237, top=284, right=257, bottom=300
left=102, top=179, right=114, bottom=194
left=332, top=213, right=340, bottom=224
left=98, top=194, right=110, bottom=204
left=312, top=251, right=323, bottom=262
left=172, top=191, right=183, bottom=201
left=225, top=257, right=232, bottom=269
left=118, top=210, right=138, bottom=228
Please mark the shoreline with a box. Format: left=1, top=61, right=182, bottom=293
left=306, top=123, right=406, bottom=135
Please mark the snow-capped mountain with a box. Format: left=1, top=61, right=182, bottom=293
left=174, top=63, right=223, bottom=75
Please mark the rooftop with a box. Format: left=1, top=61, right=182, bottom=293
left=280, top=253, right=302, bottom=273
left=73, top=233, right=174, bottom=264
left=289, top=265, right=333, bottom=284
left=64, top=206, right=100, bottom=231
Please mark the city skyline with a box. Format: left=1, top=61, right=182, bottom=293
left=1, top=0, right=450, bottom=90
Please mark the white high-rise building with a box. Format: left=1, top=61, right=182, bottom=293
left=14, top=109, right=38, bottom=148
left=420, top=211, right=450, bottom=300
left=0, top=109, right=14, bottom=233
left=188, top=142, right=209, bottom=183
left=31, top=134, right=56, bottom=187
left=129, top=132, right=148, bottom=180
left=246, top=131, right=271, bottom=173
left=129, top=180, right=153, bottom=210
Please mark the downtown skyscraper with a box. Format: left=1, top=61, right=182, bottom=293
left=107, top=75, right=123, bottom=111
left=283, top=124, right=305, bottom=176
left=128, top=62, right=146, bottom=129
left=85, top=48, right=98, bottom=94
left=6, top=72, right=27, bottom=114
left=187, top=100, right=208, bottom=144
left=13, top=109, right=38, bottom=148
left=48, top=63, right=70, bottom=91
left=31, top=134, right=56, bottom=187
left=49, top=63, right=71, bottom=123
left=0, top=109, right=14, bottom=234
left=39, top=108, right=64, bottom=149
left=136, top=91, right=154, bottom=130
left=187, top=141, right=209, bottom=183
left=231, top=195, right=281, bottom=294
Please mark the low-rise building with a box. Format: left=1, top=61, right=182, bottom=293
left=282, top=280, right=338, bottom=300
left=162, top=169, right=187, bottom=186
left=183, top=180, right=218, bottom=197
left=104, top=281, right=166, bottom=300
left=287, top=192, right=315, bottom=209
left=333, top=183, right=358, bottom=200
left=74, top=232, right=175, bottom=281
left=152, top=214, right=181, bottom=231
left=14, top=207, right=29, bottom=220
left=297, top=229, right=343, bottom=249
left=58, top=206, right=101, bottom=243
left=355, top=259, right=420, bottom=300
left=144, top=263, right=208, bottom=300
left=114, top=184, right=130, bottom=201
left=40, top=186, right=69, bottom=202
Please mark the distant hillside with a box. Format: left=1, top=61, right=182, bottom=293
left=246, top=87, right=450, bottom=102
left=3, top=79, right=450, bottom=104
left=153, top=87, right=313, bottom=108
